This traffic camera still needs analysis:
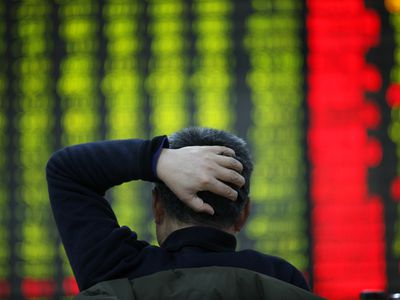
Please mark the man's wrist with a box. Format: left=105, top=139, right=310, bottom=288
left=151, top=136, right=169, bottom=181
left=155, top=148, right=173, bottom=183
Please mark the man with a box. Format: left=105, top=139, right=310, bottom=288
left=46, top=127, right=316, bottom=298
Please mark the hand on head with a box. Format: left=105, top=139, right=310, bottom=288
left=156, top=146, right=245, bottom=215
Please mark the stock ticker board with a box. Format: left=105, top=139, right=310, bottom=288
left=0, top=0, right=399, bottom=299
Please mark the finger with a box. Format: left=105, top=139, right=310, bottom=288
left=215, top=155, right=243, bottom=173
left=205, top=178, right=239, bottom=201
left=213, top=163, right=245, bottom=188
left=207, top=146, right=235, bottom=157
left=187, top=196, right=215, bottom=215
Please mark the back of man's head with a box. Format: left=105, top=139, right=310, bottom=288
left=155, top=127, right=253, bottom=229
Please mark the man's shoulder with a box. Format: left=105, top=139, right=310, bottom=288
left=237, top=248, right=293, bottom=267
left=236, top=249, right=309, bottom=290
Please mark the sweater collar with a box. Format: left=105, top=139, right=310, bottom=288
left=161, top=226, right=237, bottom=252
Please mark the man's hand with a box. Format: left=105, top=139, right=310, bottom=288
left=156, top=146, right=245, bottom=215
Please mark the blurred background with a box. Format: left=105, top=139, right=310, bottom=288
left=0, top=0, right=398, bottom=299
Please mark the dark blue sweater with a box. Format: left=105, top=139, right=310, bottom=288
left=46, top=137, right=309, bottom=292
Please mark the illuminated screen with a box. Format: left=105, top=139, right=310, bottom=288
left=0, top=0, right=398, bottom=299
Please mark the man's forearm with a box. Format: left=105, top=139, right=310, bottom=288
left=46, top=137, right=167, bottom=196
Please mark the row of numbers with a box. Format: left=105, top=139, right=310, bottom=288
left=13, top=0, right=56, bottom=297
left=0, top=2, right=9, bottom=298
left=147, top=0, right=188, bottom=136
left=307, top=1, right=385, bottom=298
left=57, top=0, right=100, bottom=293
left=245, top=0, right=307, bottom=271
left=192, top=0, right=234, bottom=130
left=385, top=0, right=400, bottom=285
left=102, top=0, right=147, bottom=238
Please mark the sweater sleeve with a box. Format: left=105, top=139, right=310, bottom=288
left=46, top=136, right=168, bottom=290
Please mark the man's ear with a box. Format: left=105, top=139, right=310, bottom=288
left=234, top=198, right=250, bottom=232
left=152, top=187, right=165, bottom=225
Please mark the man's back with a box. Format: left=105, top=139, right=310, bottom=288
left=132, top=227, right=308, bottom=289
left=76, top=267, right=323, bottom=300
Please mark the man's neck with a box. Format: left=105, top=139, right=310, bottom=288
left=157, top=218, right=235, bottom=246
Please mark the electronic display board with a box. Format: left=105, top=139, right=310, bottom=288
left=307, top=1, right=386, bottom=297
left=0, top=0, right=398, bottom=299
